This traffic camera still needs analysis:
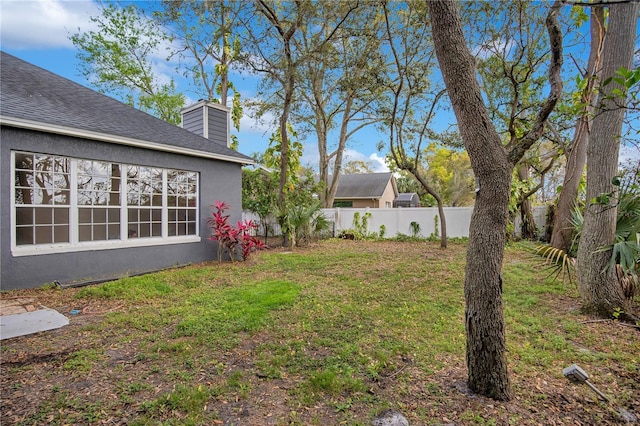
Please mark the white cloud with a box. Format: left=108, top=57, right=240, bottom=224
left=369, top=153, right=390, bottom=172
left=339, top=149, right=390, bottom=173
left=0, top=0, right=100, bottom=50
left=300, top=143, right=320, bottom=170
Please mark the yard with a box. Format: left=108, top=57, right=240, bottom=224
left=1, top=240, right=638, bottom=425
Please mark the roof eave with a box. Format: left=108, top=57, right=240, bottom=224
left=0, top=116, right=255, bottom=166
left=334, top=196, right=381, bottom=200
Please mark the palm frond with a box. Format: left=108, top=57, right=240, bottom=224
left=534, top=244, right=576, bottom=283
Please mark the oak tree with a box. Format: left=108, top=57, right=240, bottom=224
left=427, top=0, right=563, bottom=400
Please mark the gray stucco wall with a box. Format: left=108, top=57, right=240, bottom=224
left=1, top=127, right=244, bottom=290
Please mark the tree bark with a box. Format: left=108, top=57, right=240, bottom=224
left=576, top=1, right=638, bottom=316
left=428, top=0, right=513, bottom=401
left=550, top=7, right=605, bottom=252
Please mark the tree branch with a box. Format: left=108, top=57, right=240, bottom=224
left=507, top=0, right=564, bottom=165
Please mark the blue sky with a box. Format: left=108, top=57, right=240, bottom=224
left=0, top=0, right=398, bottom=172
left=2, top=0, right=638, bottom=169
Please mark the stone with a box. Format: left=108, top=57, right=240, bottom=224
left=372, top=409, right=409, bottom=426
left=618, top=408, right=637, bottom=423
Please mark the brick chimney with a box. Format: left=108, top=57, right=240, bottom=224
left=180, top=100, right=230, bottom=148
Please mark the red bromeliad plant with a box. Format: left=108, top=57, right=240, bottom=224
left=207, top=201, right=266, bottom=262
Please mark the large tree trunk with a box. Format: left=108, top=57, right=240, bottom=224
left=576, top=1, right=638, bottom=316
left=550, top=7, right=605, bottom=252
left=428, top=0, right=513, bottom=401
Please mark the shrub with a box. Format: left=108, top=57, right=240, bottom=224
left=207, top=201, right=266, bottom=262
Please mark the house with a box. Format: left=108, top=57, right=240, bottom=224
left=393, top=192, right=421, bottom=208
left=0, top=52, right=254, bottom=290
left=332, top=173, right=398, bottom=208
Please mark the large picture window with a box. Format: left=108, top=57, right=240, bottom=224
left=12, top=151, right=199, bottom=253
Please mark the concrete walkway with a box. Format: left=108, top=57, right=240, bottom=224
left=0, top=298, right=69, bottom=340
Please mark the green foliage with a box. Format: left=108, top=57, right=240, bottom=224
left=569, top=5, right=589, bottom=27
left=152, top=1, right=245, bottom=130
left=70, top=3, right=185, bottom=124
left=598, top=168, right=640, bottom=280
left=287, top=201, right=332, bottom=247
left=63, top=349, right=102, bottom=372
left=422, top=142, right=475, bottom=207
left=342, top=160, right=376, bottom=175
left=432, top=215, right=439, bottom=238
left=537, top=164, right=640, bottom=297
left=263, top=124, right=303, bottom=191
left=77, top=275, right=173, bottom=301
left=242, top=167, right=279, bottom=240
left=138, top=384, right=212, bottom=421
left=262, top=125, right=323, bottom=243
left=509, top=171, right=534, bottom=216
left=600, top=67, right=640, bottom=107
left=174, top=280, right=301, bottom=347
left=409, top=221, right=421, bottom=238
left=378, top=224, right=386, bottom=238
left=338, top=211, right=378, bottom=240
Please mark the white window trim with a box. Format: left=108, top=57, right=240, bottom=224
left=11, top=236, right=201, bottom=257
left=11, top=151, right=201, bottom=257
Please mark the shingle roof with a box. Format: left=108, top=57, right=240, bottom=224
left=0, top=51, right=253, bottom=164
left=334, top=173, right=395, bottom=198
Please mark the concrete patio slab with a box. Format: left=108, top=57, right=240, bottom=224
left=1, top=299, right=70, bottom=340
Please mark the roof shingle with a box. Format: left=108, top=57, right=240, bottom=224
left=0, top=51, right=253, bottom=164
left=334, top=173, right=394, bottom=198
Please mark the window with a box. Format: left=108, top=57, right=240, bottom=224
left=77, top=160, right=121, bottom=241
left=14, top=153, right=71, bottom=245
left=12, top=151, right=199, bottom=253
left=167, top=170, right=198, bottom=236
left=127, top=166, right=163, bottom=238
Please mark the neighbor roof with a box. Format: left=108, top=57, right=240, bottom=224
left=395, top=193, right=418, bottom=202
left=0, top=51, right=253, bottom=165
left=334, top=173, right=395, bottom=199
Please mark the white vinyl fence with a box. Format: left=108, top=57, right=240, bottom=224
left=243, top=206, right=548, bottom=239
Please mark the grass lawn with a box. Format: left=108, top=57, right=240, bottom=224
left=1, top=240, right=638, bottom=425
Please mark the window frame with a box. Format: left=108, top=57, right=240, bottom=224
left=11, top=151, right=201, bottom=257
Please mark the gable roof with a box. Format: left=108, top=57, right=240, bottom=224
left=0, top=51, right=253, bottom=165
left=334, top=173, right=397, bottom=199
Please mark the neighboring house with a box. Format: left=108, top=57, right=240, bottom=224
left=0, top=52, right=254, bottom=290
left=332, top=173, right=398, bottom=208
left=393, top=192, right=421, bottom=208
